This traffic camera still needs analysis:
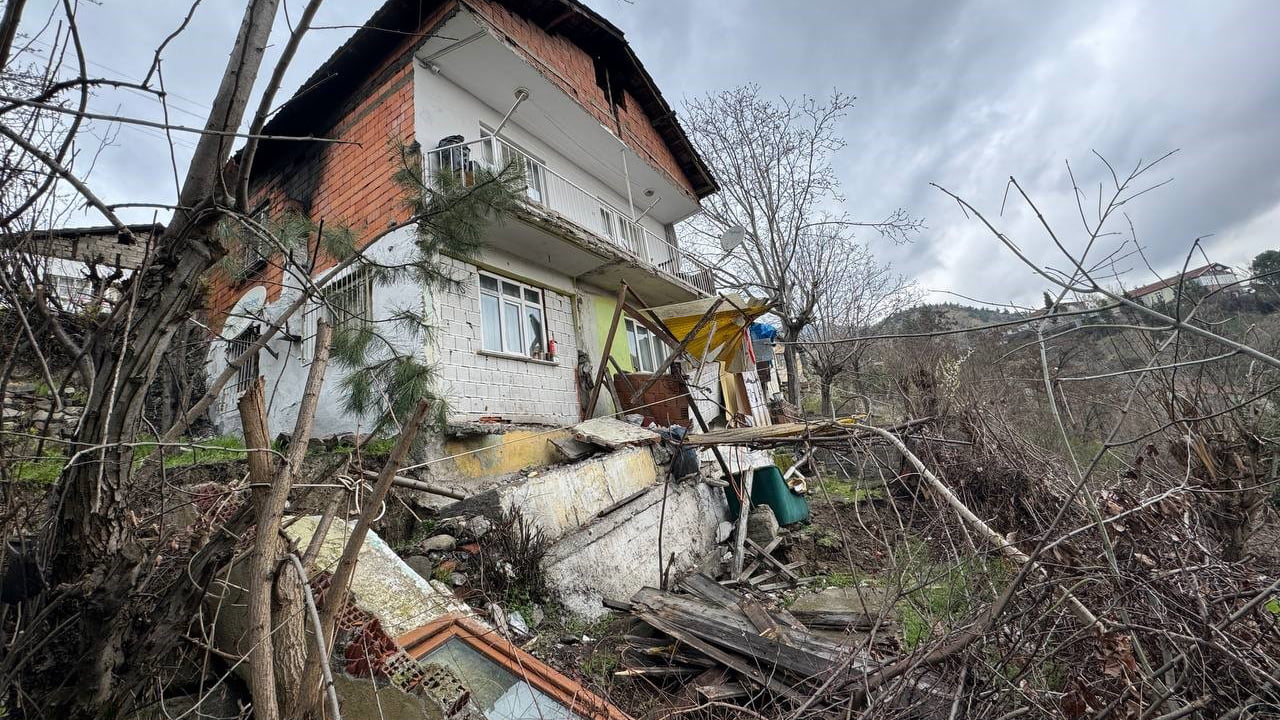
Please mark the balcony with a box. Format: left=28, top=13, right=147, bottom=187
left=425, top=136, right=715, bottom=298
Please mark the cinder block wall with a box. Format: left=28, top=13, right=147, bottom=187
left=434, top=255, right=580, bottom=424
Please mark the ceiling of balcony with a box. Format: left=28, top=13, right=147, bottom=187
left=417, top=11, right=700, bottom=227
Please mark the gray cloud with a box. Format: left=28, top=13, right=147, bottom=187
left=17, top=0, right=1280, bottom=306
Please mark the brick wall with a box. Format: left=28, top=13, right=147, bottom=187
left=465, top=0, right=697, bottom=199
left=205, top=2, right=456, bottom=333
left=434, top=255, right=580, bottom=424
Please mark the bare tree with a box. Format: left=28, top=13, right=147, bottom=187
left=0, top=1, right=522, bottom=716
left=801, top=244, right=917, bottom=416
left=681, top=84, right=921, bottom=405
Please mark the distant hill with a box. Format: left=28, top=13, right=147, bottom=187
left=879, top=302, right=1021, bottom=334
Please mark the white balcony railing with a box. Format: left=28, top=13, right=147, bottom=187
left=426, top=135, right=715, bottom=295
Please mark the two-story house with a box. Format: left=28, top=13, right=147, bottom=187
left=1126, top=262, right=1240, bottom=307
left=205, top=0, right=718, bottom=438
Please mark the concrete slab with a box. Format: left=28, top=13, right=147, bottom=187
left=573, top=417, right=661, bottom=448
left=284, top=516, right=471, bottom=637
left=544, top=480, right=729, bottom=619
left=500, top=446, right=660, bottom=541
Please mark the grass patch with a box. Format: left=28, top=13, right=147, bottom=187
left=135, top=435, right=248, bottom=469
left=814, top=477, right=884, bottom=503
left=12, top=454, right=65, bottom=484
left=822, top=571, right=863, bottom=588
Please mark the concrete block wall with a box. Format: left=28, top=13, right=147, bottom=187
left=433, top=255, right=579, bottom=425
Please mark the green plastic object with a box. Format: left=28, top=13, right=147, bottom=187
left=724, top=465, right=810, bottom=525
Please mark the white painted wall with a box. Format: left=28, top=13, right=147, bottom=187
left=207, top=229, right=584, bottom=437
left=434, top=252, right=580, bottom=425
left=412, top=60, right=675, bottom=268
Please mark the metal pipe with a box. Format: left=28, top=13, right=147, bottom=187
left=492, top=87, right=530, bottom=138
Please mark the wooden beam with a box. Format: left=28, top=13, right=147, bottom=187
left=584, top=282, right=627, bottom=420
left=627, top=297, right=725, bottom=406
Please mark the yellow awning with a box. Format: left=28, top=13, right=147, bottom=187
left=642, top=294, right=770, bottom=372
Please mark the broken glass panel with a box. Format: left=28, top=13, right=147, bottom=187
left=423, top=638, right=586, bottom=720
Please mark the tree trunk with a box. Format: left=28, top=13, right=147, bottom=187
left=820, top=378, right=833, bottom=418
left=783, top=339, right=801, bottom=407
left=30, top=0, right=284, bottom=714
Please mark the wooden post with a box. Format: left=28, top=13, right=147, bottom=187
left=584, top=282, right=627, bottom=419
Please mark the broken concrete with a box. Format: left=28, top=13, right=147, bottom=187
left=283, top=516, right=470, bottom=636
left=790, top=585, right=895, bottom=619
left=442, top=445, right=661, bottom=542
left=573, top=417, right=662, bottom=448
left=747, top=504, right=780, bottom=545
left=544, top=480, right=728, bottom=618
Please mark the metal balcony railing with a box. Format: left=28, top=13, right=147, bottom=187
left=426, top=135, right=715, bottom=296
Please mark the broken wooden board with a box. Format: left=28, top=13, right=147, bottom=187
left=572, top=417, right=662, bottom=448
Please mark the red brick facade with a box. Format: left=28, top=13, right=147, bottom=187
left=465, top=0, right=697, bottom=199
left=206, top=9, right=442, bottom=332
left=207, top=0, right=700, bottom=331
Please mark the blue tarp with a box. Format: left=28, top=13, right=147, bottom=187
left=749, top=322, right=778, bottom=341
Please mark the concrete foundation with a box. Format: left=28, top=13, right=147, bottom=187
left=543, top=479, right=728, bottom=619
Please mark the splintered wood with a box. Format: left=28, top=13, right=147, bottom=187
left=614, top=574, right=899, bottom=705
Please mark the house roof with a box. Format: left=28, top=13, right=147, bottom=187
left=1126, top=263, right=1232, bottom=299
left=254, top=0, right=718, bottom=198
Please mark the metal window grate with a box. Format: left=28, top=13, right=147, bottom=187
left=227, top=325, right=260, bottom=396
left=327, top=268, right=373, bottom=333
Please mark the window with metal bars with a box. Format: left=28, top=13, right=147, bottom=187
left=227, top=325, right=260, bottom=396
left=326, top=267, right=373, bottom=334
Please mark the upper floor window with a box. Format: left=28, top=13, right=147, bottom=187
left=479, top=271, right=547, bottom=360
left=479, top=127, right=546, bottom=205
left=238, top=203, right=272, bottom=279
left=598, top=205, right=645, bottom=257
left=625, top=318, right=661, bottom=373
left=592, top=56, right=626, bottom=109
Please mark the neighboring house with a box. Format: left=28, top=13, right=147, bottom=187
left=205, top=0, right=719, bottom=437
left=1126, top=263, right=1239, bottom=307
left=0, top=223, right=158, bottom=308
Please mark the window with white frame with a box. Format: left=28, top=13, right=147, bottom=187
left=479, top=126, right=546, bottom=205
left=227, top=325, right=260, bottom=396
left=625, top=318, right=661, bottom=373
left=478, top=272, right=547, bottom=360
left=598, top=205, right=645, bottom=256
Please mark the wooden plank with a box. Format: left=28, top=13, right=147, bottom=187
left=696, top=683, right=750, bottom=701
left=791, top=610, right=880, bottom=631
left=738, top=599, right=781, bottom=639
left=746, top=538, right=801, bottom=581
left=679, top=573, right=745, bottom=611
left=630, top=588, right=858, bottom=675
left=635, top=612, right=805, bottom=700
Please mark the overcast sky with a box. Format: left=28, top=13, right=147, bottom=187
left=17, top=0, right=1280, bottom=307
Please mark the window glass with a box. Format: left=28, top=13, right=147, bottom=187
left=481, top=293, right=502, bottom=352
left=637, top=327, right=656, bottom=372
left=479, top=271, right=548, bottom=360
left=503, top=301, right=523, bottom=353
left=525, top=306, right=544, bottom=359
left=423, top=639, right=586, bottom=720
left=625, top=320, right=641, bottom=369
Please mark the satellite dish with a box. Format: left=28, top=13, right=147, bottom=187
left=720, top=226, right=745, bottom=252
